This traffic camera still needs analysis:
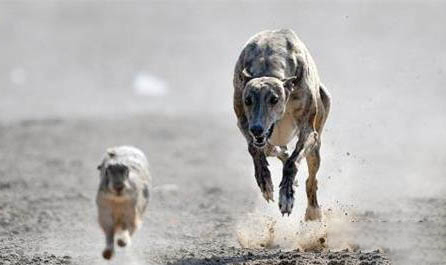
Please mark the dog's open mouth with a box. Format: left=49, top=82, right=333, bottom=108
left=253, top=124, right=275, bottom=148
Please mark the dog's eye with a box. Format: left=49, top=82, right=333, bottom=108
left=244, top=96, right=252, bottom=106
left=270, top=95, right=279, bottom=105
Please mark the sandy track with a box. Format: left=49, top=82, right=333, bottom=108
left=0, top=114, right=396, bottom=265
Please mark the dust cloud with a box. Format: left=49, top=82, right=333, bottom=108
left=236, top=161, right=360, bottom=252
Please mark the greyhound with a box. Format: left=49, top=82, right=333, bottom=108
left=96, top=146, right=151, bottom=259
left=233, top=29, right=331, bottom=221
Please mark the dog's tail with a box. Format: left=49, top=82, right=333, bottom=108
left=319, top=83, right=331, bottom=117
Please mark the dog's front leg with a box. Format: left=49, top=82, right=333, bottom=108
left=248, top=143, right=274, bottom=202
left=238, top=117, right=274, bottom=202
left=278, top=128, right=318, bottom=215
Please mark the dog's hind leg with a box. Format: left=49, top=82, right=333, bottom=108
left=303, top=83, right=330, bottom=221
left=305, top=145, right=322, bottom=221
left=116, top=223, right=131, bottom=248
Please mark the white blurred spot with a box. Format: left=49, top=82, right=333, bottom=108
left=153, top=184, right=179, bottom=193
left=10, top=67, right=27, bottom=86
left=133, top=72, right=168, bottom=96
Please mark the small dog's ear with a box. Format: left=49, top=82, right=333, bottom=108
left=283, top=76, right=298, bottom=93
left=107, top=149, right=116, bottom=158
left=241, top=68, right=253, bottom=83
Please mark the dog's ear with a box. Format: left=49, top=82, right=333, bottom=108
left=283, top=76, right=298, bottom=94
left=241, top=68, right=253, bottom=84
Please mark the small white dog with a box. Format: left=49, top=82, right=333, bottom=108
left=96, top=146, right=151, bottom=260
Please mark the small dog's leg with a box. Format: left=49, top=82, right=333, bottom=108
left=279, top=130, right=318, bottom=215
left=102, top=229, right=115, bottom=260
left=117, top=230, right=130, bottom=247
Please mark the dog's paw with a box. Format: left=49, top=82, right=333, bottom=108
left=305, top=206, right=322, bottom=221
left=278, top=185, right=294, bottom=216
left=117, top=239, right=127, bottom=247
left=256, top=166, right=274, bottom=202
left=102, top=248, right=114, bottom=260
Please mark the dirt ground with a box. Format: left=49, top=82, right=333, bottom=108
left=0, top=114, right=443, bottom=265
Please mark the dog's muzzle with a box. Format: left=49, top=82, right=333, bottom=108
left=252, top=124, right=275, bottom=148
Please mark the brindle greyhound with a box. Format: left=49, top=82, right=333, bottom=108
left=233, top=29, right=331, bottom=220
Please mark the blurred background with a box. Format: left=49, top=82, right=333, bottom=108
left=0, top=1, right=445, bottom=265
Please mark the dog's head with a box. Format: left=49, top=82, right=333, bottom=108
left=98, top=162, right=130, bottom=196
left=241, top=69, right=298, bottom=148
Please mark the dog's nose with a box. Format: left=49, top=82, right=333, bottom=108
left=250, top=125, right=264, bottom=137
left=114, top=184, right=124, bottom=192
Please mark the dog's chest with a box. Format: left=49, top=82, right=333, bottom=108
left=269, top=111, right=298, bottom=146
